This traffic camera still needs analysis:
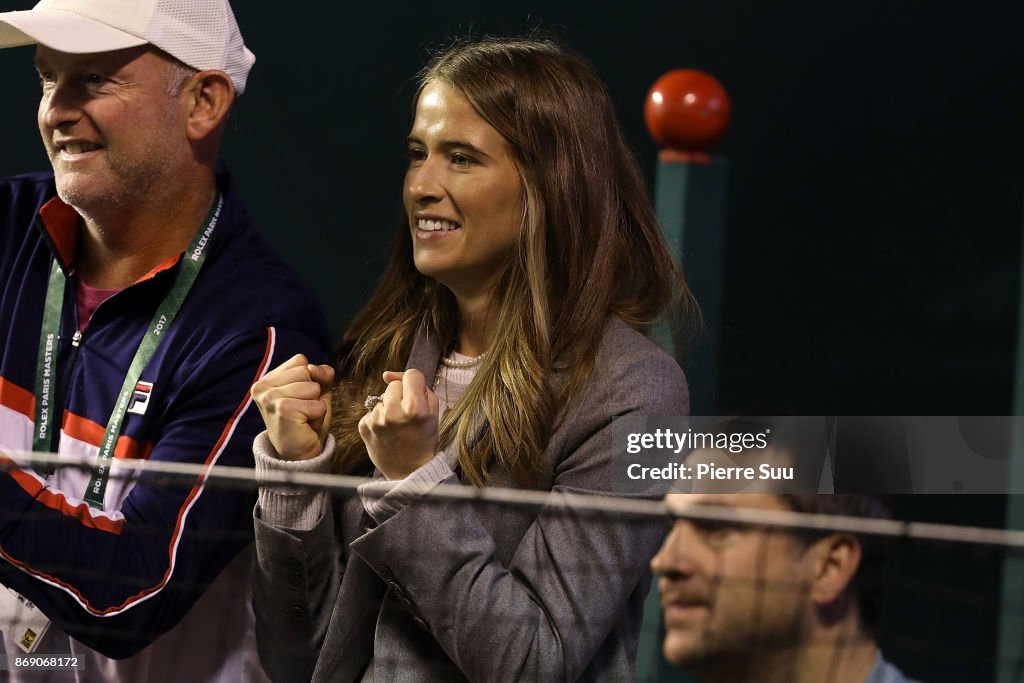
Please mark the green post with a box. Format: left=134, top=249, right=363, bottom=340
left=637, top=69, right=731, bottom=683
left=637, top=156, right=730, bottom=683
left=653, top=158, right=729, bottom=415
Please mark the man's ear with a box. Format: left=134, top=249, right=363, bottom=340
left=810, top=533, right=862, bottom=606
left=183, top=70, right=235, bottom=142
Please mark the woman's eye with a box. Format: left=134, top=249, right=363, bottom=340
left=451, top=153, right=474, bottom=167
left=406, top=148, right=426, bottom=163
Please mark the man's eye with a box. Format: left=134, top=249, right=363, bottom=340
left=84, top=74, right=105, bottom=85
left=695, top=520, right=740, bottom=544
left=37, top=72, right=55, bottom=86
left=406, top=148, right=426, bottom=163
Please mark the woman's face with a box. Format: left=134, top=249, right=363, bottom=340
left=404, top=80, right=523, bottom=300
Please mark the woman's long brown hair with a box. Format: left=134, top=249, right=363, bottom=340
left=330, top=37, right=698, bottom=486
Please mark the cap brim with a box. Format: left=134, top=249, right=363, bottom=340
left=0, top=9, right=146, bottom=53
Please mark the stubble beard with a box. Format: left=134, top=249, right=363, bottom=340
left=676, top=624, right=805, bottom=683
left=53, top=142, right=180, bottom=222
left=50, top=101, right=184, bottom=221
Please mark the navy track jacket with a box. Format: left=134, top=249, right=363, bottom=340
left=0, top=170, right=330, bottom=659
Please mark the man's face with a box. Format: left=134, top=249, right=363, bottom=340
left=650, top=493, right=817, bottom=675
left=35, top=45, right=190, bottom=213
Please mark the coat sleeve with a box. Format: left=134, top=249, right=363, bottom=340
left=349, top=343, right=688, bottom=681
left=252, top=493, right=344, bottom=683
left=0, top=325, right=326, bottom=659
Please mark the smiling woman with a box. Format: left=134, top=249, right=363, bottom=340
left=404, top=80, right=523, bottom=306
left=250, top=35, right=699, bottom=682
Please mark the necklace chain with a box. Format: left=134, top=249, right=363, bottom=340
left=433, top=351, right=486, bottom=413
left=433, top=364, right=446, bottom=411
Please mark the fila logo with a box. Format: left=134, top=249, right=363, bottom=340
left=127, top=381, right=154, bottom=416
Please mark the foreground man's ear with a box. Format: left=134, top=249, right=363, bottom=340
left=809, top=533, right=862, bottom=607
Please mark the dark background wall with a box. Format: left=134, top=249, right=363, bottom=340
left=3, top=1, right=1021, bottom=417
left=1, top=1, right=1020, bottom=680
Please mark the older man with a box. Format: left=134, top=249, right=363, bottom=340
left=652, top=489, right=919, bottom=683
left=0, top=1, right=328, bottom=681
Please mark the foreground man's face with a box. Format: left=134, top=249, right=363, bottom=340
left=651, top=493, right=816, bottom=669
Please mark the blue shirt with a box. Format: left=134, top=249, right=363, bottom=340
left=866, top=651, right=921, bottom=683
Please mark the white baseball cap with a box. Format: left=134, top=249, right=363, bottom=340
left=0, top=0, right=255, bottom=94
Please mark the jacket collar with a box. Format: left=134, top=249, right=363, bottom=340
left=34, top=165, right=244, bottom=284
left=405, top=321, right=488, bottom=458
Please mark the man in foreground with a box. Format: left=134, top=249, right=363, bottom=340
left=652, top=485, right=918, bottom=681
left=0, top=1, right=328, bottom=680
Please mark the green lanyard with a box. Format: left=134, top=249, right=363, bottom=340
left=33, top=195, right=224, bottom=509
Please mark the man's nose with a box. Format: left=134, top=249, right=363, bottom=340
left=651, top=521, right=703, bottom=579
left=39, top=79, right=85, bottom=131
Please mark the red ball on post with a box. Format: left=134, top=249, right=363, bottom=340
left=644, top=69, right=730, bottom=163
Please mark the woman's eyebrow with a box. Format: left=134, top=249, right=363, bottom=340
left=406, top=135, right=492, bottom=159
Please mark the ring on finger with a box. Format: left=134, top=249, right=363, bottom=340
left=363, top=394, right=383, bottom=412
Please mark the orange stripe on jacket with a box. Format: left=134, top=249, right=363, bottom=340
left=0, top=376, right=34, bottom=420
left=1, top=377, right=152, bottom=460
left=0, top=456, right=125, bottom=534
left=62, top=411, right=149, bottom=460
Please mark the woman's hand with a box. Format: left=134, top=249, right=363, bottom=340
left=251, top=354, right=335, bottom=461
left=358, top=369, right=439, bottom=480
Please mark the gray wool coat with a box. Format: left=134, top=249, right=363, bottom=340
left=252, top=317, right=689, bottom=682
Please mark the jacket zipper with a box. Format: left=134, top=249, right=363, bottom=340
left=45, top=271, right=162, bottom=467
left=60, top=329, right=83, bottom=413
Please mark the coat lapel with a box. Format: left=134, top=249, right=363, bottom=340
left=405, top=322, right=489, bottom=459
left=312, top=510, right=388, bottom=682
left=405, top=320, right=440, bottom=380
